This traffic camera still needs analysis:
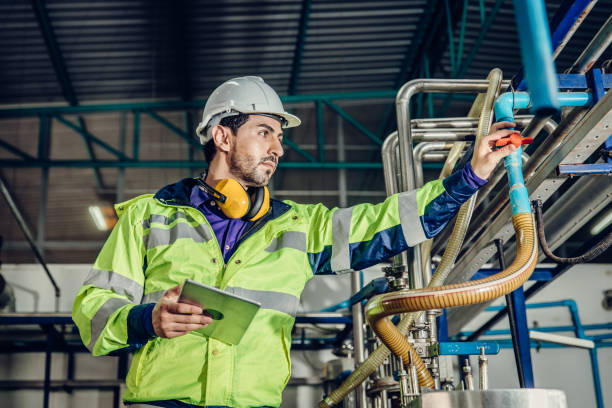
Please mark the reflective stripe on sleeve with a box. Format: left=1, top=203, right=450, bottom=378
left=88, top=297, right=131, bottom=351
left=144, top=222, right=213, bottom=249
left=141, top=212, right=189, bottom=229
left=398, top=190, right=427, bottom=246
left=331, top=207, right=353, bottom=273
left=141, top=290, right=165, bottom=304
left=225, top=287, right=300, bottom=317
left=265, top=231, right=307, bottom=253
left=83, top=268, right=144, bottom=303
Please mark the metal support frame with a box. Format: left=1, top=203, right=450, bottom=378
left=1, top=91, right=405, bottom=171
left=0, top=175, right=60, bottom=301
left=37, top=115, right=51, bottom=257
left=31, top=0, right=105, bottom=189
left=289, top=0, right=312, bottom=95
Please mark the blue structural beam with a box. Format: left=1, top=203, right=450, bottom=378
left=470, top=299, right=607, bottom=408
left=557, top=72, right=612, bottom=89
left=438, top=341, right=500, bottom=355
left=558, top=163, right=612, bottom=176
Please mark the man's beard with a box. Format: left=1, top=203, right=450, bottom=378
left=229, top=152, right=274, bottom=186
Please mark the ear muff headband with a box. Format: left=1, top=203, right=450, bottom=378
left=244, top=186, right=270, bottom=221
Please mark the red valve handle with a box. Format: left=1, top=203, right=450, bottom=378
left=495, top=132, right=534, bottom=149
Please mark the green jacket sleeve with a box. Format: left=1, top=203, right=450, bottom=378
left=305, top=168, right=479, bottom=274
left=72, top=205, right=147, bottom=356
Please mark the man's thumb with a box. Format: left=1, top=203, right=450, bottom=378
left=163, top=284, right=183, bottom=300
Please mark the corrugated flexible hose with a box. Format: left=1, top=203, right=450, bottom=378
left=364, top=212, right=537, bottom=387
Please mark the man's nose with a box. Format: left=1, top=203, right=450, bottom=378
left=270, top=137, right=284, bottom=158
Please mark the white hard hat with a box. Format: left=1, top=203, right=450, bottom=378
left=195, top=76, right=301, bottom=144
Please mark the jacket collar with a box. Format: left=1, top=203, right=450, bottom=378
left=154, top=178, right=292, bottom=220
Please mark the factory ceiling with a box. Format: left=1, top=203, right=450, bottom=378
left=0, top=0, right=611, bottom=263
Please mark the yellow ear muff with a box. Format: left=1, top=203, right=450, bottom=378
left=246, top=186, right=270, bottom=221
left=214, top=178, right=250, bottom=219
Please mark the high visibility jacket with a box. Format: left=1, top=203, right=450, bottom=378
left=72, top=168, right=479, bottom=407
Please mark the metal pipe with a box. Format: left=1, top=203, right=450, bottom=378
left=0, top=175, right=60, bottom=300
left=478, top=347, right=488, bottom=390
left=529, top=330, right=595, bottom=349
left=396, top=80, right=510, bottom=292
left=413, top=142, right=457, bottom=188
left=449, top=95, right=591, bottom=253
left=568, top=14, right=612, bottom=74
left=351, top=271, right=367, bottom=407
left=444, top=90, right=610, bottom=335
left=550, top=0, right=598, bottom=60
left=462, top=359, right=474, bottom=390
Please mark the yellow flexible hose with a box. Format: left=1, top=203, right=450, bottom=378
left=365, top=213, right=537, bottom=376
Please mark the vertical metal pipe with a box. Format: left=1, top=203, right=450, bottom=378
left=351, top=272, right=367, bottom=407
left=43, top=326, right=52, bottom=408
left=37, top=115, right=51, bottom=262
left=478, top=347, right=488, bottom=390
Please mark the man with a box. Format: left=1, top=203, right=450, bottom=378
left=73, top=76, right=517, bottom=407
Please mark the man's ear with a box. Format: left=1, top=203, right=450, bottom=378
left=211, top=125, right=232, bottom=154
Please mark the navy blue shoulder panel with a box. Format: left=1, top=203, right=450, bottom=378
left=154, top=178, right=197, bottom=206
left=420, top=166, right=480, bottom=238
left=269, top=198, right=292, bottom=219
left=309, top=224, right=409, bottom=275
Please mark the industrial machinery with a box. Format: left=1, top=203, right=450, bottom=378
left=315, top=1, right=612, bottom=407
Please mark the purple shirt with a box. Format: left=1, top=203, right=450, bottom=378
left=464, top=162, right=488, bottom=189
left=190, top=185, right=252, bottom=263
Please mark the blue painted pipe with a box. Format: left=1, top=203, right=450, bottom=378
left=493, top=91, right=593, bottom=214
left=512, top=0, right=560, bottom=115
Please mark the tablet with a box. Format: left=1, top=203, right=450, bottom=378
left=178, top=279, right=261, bottom=345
